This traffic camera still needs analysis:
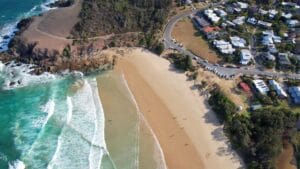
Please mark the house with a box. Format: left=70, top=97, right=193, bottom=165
left=240, top=49, right=252, bottom=65
left=226, top=20, right=236, bottom=27
left=269, top=80, right=288, bottom=98
left=257, top=20, right=272, bottom=28
left=282, top=2, right=300, bottom=9
left=281, top=12, right=293, bottom=19
left=259, top=9, right=268, bottom=15
left=287, top=20, right=300, bottom=27
left=277, top=53, right=291, bottom=68
left=232, top=16, right=246, bottom=25
left=262, top=35, right=274, bottom=45
left=253, top=79, right=270, bottom=94
left=262, top=52, right=276, bottom=61
left=268, top=44, right=278, bottom=54
left=225, top=6, right=234, bottom=14
left=289, top=87, right=300, bottom=104
left=234, top=7, right=242, bottom=13
left=268, top=9, right=278, bottom=18
left=202, top=26, right=221, bottom=39
left=239, top=82, right=251, bottom=92
left=204, top=9, right=220, bottom=23
left=193, top=16, right=210, bottom=28
left=247, top=17, right=257, bottom=25
left=213, top=40, right=236, bottom=54
left=262, top=30, right=281, bottom=44
left=214, top=8, right=227, bottom=17
left=230, top=36, right=246, bottom=48
left=236, top=2, right=249, bottom=9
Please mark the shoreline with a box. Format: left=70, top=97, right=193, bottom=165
left=112, top=48, right=244, bottom=169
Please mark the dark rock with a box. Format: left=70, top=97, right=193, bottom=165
left=47, top=0, right=74, bottom=8
left=9, top=82, right=15, bottom=86
left=16, top=18, right=33, bottom=30
left=3, top=35, right=10, bottom=39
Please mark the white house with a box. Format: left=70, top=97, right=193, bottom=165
left=213, top=40, right=236, bottom=54
left=233, top=16, right=246, bottom=25
left=236, top=2, right=249, bottom=9
left=287, top=20, right=300, bottom=27
left=259, top=9, right=268, bottom=15
left=268, top=9, right=278, bottom=18
left=253, top=80, right=270, bottom=94
left=230, top=36, right=246, bottom=48
left=258, top=20, right=272, bottom=28
left=240, top=49, right=252, bottom=65
left=214, top=8, right=227, bottom=17
left=282, top=12, right=293, bottom=19
left=204, top=9, right=220, bottom=23
left=247, top=17, right=257, bottom=25
left=269, top=80, right=288, bottom=98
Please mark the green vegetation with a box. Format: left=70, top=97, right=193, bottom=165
left=208, top=89, right=238, bottom=123
left=168, top=53, right=196, bottom=71
left=72, top=0, right=171, bottom=38
left=208, top=89, right=300, bottom=169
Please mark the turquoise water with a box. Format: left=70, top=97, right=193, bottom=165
left=0, top=72, right=73, bottom=168
left=0, top=62, right=114, bottom=169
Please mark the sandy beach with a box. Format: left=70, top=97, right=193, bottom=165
left=112, top=48, right=244, bottom=169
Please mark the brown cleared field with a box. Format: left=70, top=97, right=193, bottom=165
left=172, top=18, right=221, bottom=63
left=276, top=142, right=297, bottom=169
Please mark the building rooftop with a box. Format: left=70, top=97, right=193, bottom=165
left=232, top=16, right=245, bottom=25
left=194, top=16, right=210, bottom=28
left=289, top=87, right=300, bottom=104
left=253, top=79, right=270, bottom=94
left=269, top=80, right=287, bottom=98
left=202, top=26, right=221, bottom=33
left=230, top=36, right=246, bottom=48
left=278, top=53, right=291, bottom=66
left=240, top=49, right=252, bottom=65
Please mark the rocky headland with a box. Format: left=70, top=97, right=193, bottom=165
left=0, top=0, right=171, bottom=74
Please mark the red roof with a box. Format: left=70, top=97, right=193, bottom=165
left=239, top=82, right=251, bottom=92
left=203, top=26, right=221, bottom=33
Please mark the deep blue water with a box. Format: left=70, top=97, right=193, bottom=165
left=0, top=0, right=51, bottom=28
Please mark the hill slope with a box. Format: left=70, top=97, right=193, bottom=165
left=71, top=0, right=172, bottom=38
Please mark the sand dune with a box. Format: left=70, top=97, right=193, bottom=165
left=114, top=48, right=244, bottom=169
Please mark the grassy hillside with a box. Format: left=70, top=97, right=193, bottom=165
left=72, top=0, right=172, bottom=38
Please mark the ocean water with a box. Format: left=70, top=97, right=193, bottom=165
left=0, top=0, right=56, bottom=51
left=0, top=62, right=113, bottom=169
left=0, top=62, right=166, bottom=169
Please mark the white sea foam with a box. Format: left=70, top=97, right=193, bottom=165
left=66, top=97, right=73, bottom=124
left=0, top=62, right=56, bottom=90
left=42, top=99, right=56, bottom=126
left=8, top=160, right=25, bottom=169
left=47, top=79, right=107, bottom=169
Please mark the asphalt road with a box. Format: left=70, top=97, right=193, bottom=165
left=162, top=4, right=300, bottom=80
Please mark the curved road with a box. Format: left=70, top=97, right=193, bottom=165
left=162, top=5, right=300, bottom=80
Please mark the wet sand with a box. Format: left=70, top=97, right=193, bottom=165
left=97, top=71, right=166, bottom=169
left=113, top=48, right=244, bottom=169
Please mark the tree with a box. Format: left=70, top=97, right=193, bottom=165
left=154, top=42, right=164, bottom=55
